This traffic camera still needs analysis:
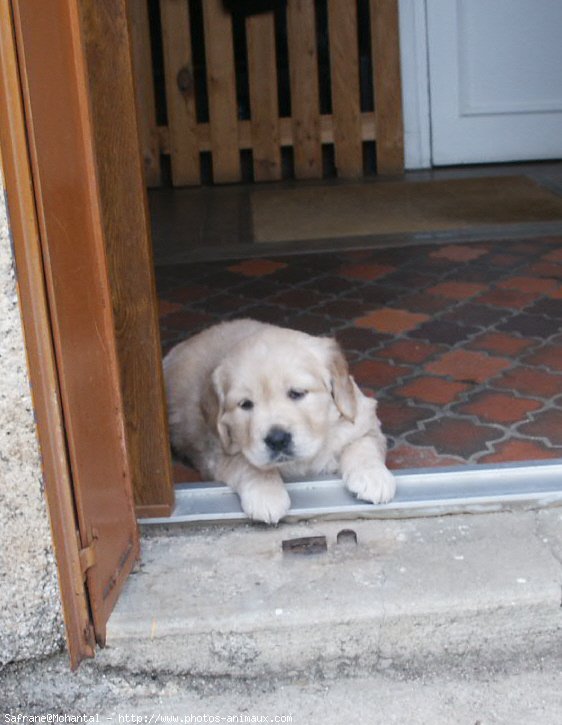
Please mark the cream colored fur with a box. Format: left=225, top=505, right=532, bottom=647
left=164, top=319, right=395, bottom=523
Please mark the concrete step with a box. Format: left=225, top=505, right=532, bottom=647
left=100, top=508, right=562, bottom=678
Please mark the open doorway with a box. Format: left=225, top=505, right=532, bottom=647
left=6, top=0, right=562, bottom=666
left=131, top=0, right=562, bottom=500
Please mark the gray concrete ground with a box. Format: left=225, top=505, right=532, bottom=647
left=2, top=649, right=562, bottom=723
left=3, top=507, right=562, bottom=722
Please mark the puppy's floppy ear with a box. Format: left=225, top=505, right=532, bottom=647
left=324, top=338, right=357, bottom=421
left=200, top=375, right=220, bottom=430
left=201, top=365, right=240, bottom=454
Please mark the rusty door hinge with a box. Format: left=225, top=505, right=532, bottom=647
left=77, top=531, right=98, bottom=578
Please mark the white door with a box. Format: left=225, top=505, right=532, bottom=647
left=426, top=0, right=562, bottom=165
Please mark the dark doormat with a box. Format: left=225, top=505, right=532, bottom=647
left=251, top=176, right=562, bottom=243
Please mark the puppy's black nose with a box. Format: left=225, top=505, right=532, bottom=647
left=264, top=426, right=292, bottom=454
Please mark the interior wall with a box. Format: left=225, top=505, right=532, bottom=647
left=0, top=169, right=64, bottom=667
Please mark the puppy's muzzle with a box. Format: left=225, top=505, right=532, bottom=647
left=264, top=426, right=293, bottom=460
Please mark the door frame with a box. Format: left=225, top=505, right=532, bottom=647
left=0, top=0, right=173, bottom=667
left=397, top=0, right=431, bottom=169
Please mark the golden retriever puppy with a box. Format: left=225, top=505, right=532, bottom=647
left=164, top=319, right=395, bottom=523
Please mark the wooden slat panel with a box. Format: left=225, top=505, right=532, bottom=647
left=202, top=0, right=241, bottom=183
left=327, top=0, right=363, bottom=177
left=126, top=0, right=161, bottom=186
left=246, top=12, right=282, bottom=181
left=158, top=112, right=377, bottom=154
left=370, top=0, right=404, bottom=174
left=286, top=0, right=322, bottom=178
left=160, top=0, right=200, bottom=185
left=143, top=1, right=400, bottom=184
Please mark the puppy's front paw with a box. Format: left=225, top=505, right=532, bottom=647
left=344, top=465, right=396, bottom=505
left=239, top=480, right=291, bottom=524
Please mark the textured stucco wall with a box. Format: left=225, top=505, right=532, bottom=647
left=0, top=171, right=64, bottom=667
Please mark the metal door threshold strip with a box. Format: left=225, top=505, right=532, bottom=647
left=140, top=460, right=562, bottom=525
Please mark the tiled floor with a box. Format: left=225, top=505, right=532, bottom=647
left=157, top=236, right=562, bottom=482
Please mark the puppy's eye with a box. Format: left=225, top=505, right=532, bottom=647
left=288, top=388, right=308, bottom=401
left=239, top=399, right=254, bottom=411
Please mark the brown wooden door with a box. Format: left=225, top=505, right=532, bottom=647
left=9, top=0, right=174, bottom=656
left=0, top=2, right=95, bottom=668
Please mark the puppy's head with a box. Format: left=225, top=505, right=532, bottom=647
left=204, top=328, right=357, bottom=469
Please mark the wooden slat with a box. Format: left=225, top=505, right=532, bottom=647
left=202, top=0, right=241, bottom=183
left=327, top=0, right=363, bottom=178
left=286, top=0, right=322, bottom=178
left=126, top=0, right=161, bottom=186
left=160, top=0, right=200, bottom=185
left=370, top=0, right=404, bottom=174
left=246, top=12, right=282, bottom=181
left=158, top=112, right=377, bottom=154
left=323, top=112, right=376, bottom=145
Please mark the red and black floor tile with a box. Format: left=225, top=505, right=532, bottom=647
left=156, top=236, right=562, bottom=481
